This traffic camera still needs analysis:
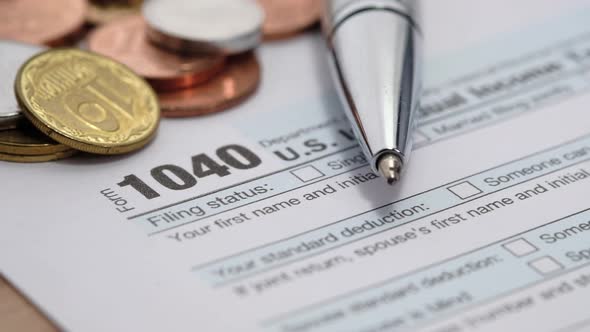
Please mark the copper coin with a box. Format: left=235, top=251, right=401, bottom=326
left=158, top=52, right=260, bottom=117
left=258, top=0, right=321, bottom=40
left=0, top=0, right=87, bottom=46
left=88, top=15, right=225, bottom=91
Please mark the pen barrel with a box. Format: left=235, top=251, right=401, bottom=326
left=322, top=0, right=422, bottom=172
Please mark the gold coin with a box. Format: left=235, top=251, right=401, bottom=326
left=0, top=125, right=73, bottom=155
left=15, top=48, right=160, bottom=155
left=0, top=150, right=77, bottom=163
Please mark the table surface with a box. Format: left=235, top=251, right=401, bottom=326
left=0, top=276, right=57, bottom=331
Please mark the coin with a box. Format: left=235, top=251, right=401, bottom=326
left=15, top=48, right=160, bottom=155
left=143, top=0, right=264, bottom=55
left=0, top=0, right=87, bottom=46
left=0, top=41, right=46, bottom=130
left=258, top=0, right=321, bottom=40
left=88, top=15, right=225, bottom=91
left=0, top=150, right=77, bottom=163
left=158, top=52, right=260, bottom=117
left=0, top=126, right=73, bottom=156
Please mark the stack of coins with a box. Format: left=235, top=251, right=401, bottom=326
left=0, top=41, right=73, bottom=162
left=0, top=40, right=160, bottom=162
left=88, top=0, right=322, bottom=117
left=0, top=0, right=321, bottom=162
left=86, top=0, right=263, bottom=117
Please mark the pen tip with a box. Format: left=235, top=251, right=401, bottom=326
left=378, top=154, right=403, bottom=185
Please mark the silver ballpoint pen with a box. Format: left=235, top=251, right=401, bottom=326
left=322, top=0, right=422, bottom=184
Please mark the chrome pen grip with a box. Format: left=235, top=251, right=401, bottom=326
left=322, top=0, right=418, bottom=39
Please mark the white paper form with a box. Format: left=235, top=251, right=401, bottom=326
left=2, top=0, right=590, bottom=331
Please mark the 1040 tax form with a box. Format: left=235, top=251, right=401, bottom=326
left=2, top=0, right=590, bottom=331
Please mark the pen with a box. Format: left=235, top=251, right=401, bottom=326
left=322, top=0, right=422, bottom=185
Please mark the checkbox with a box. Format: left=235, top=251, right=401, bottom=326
left=502, top=238, right=538, bottom=257
left=447, top=181, right=482, bottom=199
left=291, top=165, right=325, bottom=183
left=528, top=256, right=564, bottom=275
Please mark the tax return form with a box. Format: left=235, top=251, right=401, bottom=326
left=2, top=0, right=590, bottom=331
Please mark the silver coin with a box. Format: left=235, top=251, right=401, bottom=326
left=142, top=0, right=264, bottom=55
left=0, top=40, right=45, bottom=130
